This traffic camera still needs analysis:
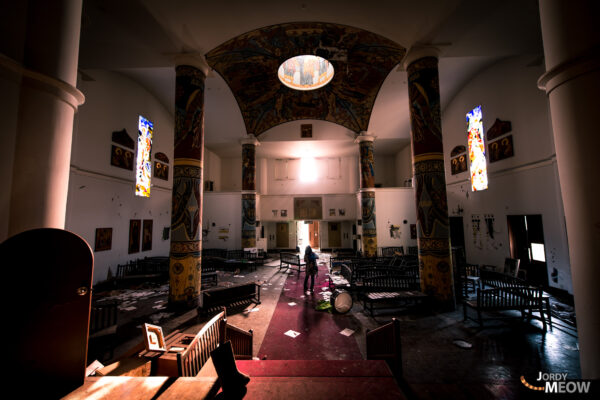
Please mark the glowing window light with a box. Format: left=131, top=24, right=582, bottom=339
left=300, top=157, right=317, bottom=182
left=531, top=243, right=546, bottom=262
left=467, top=105, right=488, bottom=191
left=278, top=55, right=334, bottom=91
left=136, top=115, right=153, bottom=197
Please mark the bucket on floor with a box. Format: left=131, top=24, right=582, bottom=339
left=331, top=289, right=353, bottom=313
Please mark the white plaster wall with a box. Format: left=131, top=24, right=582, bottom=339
left=221, top=157, right=242, bottom=192
left=375, top=188, right=418, bottom=251
left=204, top=148, right=221, bottom=192
left=201, top=192, right=242, bottom=249
left=266, top=156, right=357, bottom=195
left=395, top=145, right=413, bottom=187
left=374, top=154, right=397, bottom=187
left=441, top=55, right=571, bottom=293
left=66, top=70, right=173, bottom=284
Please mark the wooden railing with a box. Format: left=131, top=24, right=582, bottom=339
left=177, top=311, right=226, bottom=377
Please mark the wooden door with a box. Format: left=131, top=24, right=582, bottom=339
left=1, top=228, right=94, bottom=398
left=328, top=222, right=341, bottom=248
left=276, top=223, right=289, bottom=248
left=309, top=221, right=320, bottom=249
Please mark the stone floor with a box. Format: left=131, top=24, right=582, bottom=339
left=89, top=252, right=583, bottom=399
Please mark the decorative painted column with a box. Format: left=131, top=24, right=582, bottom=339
left=7, top=0, right=85, bottom=235
left=356, top=132, right=377, bottom=258
left=169, top=57, right=208, bottom=309
left=538, top=0, right=600, bottom=378
left=241, top=135, right=259, bottom=248
left=404, top=48, right=455, bottom=310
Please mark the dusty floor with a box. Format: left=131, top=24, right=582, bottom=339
left=89, top=252, right=583, bottom=398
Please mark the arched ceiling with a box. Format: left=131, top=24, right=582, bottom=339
left=77, top=0, right=544, bottom=159
left=205, top=22, right=406, bottom=136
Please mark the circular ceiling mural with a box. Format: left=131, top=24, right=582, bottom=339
left=278, top=55, right=334, bottom=91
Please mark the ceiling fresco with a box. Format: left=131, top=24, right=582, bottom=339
left=205, top=22, right=406, bottom=136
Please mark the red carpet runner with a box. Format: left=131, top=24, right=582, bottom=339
left=258, top=261, right=363, bottom=360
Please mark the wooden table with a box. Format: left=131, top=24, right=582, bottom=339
left=64, top=360, right=407, bottom=399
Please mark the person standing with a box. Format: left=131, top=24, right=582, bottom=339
left=304, top=245, right=319, bottom=295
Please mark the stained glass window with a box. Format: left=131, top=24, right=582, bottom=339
left=467, top=105, right=488, bottom=191
left=278, top=55, right=334, bottom=91
left=136, top=115, right=153, bottom=197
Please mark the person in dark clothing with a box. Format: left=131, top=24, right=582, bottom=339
left=303, top=245, right=319, bottom=294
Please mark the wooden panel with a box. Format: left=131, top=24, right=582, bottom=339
left=1, top=228, right=94, bottom=399
left=328, top=222, right=341, bottom=248
left=63, top=377, right=169, bottom=399
left=276, top=223, right=289, bottom=248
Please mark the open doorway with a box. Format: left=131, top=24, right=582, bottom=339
left=296, top=221, right=320, bottom=254
left=507, top=215, right=548, bottom=287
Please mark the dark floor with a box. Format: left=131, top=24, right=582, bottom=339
left=89, top=252, right=583, bottom=399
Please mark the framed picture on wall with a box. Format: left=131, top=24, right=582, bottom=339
left=94, top=227, right=112, bottom=252
left=128, top=219, right=141, bottom=253
left=142, top=219, right=153, bottom=251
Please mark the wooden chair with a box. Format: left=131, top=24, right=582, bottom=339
left=461, top=263, right=480, bottom=296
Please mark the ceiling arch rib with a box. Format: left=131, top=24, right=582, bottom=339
left=205, top=22, right=406, bottom=136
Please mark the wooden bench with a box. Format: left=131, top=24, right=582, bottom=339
left=463, top=285, right=547, bottom=330
left=361, top=274, right=427, bottom=316
left=200, top=259, right=218, bottom=288
left=199, top=282, right=261, bottom=317
left=279, top=252, right=305, bottom=276
left=115, top=256, right=169, bottom=284
left=479, top=270, right=551, bottom=328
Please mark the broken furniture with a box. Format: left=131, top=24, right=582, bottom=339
left=361, top=273, right=428, bottom=317
left=478, top=269, right=551, bottom=327
left=463, top=285, right=547, bottom=330
left=279, top=252, right=305, bottom=275
left=199, top=282, right=261, bottom=316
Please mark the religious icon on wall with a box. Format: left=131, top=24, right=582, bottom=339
left=128, top=219, right=141, bottom=254
left=94, top=227, right=112, bottom=252
left=488, top=135, right=514, bottom=163
left=111, top=145, right=134, bottom=170
left=329, top=208, right=336, bottom=216
left=301, top=124, right=312, bottom=138
left=281, top=209, right=288, bottom=217
left=451, top=155, right=468, bottom=175
left=338, top=208, right=346, bottom=216
left=410, top=224, right=417, bottom=239
left=142, top=219, right=153, bottom=251
left=154, top=161, right=169, bottom=180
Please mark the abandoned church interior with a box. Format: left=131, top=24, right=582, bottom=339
left=1, top=0, right=599, bottom=398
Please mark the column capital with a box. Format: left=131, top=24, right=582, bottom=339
left=173, top=53, right=210, bottom=76
left=354, top=131, right=376, bottom=143
left=240, top=134, right=260, bottom=146
left=537, top=49, right=600, bottom=95
left=402, top=45, right=440, bottom=70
